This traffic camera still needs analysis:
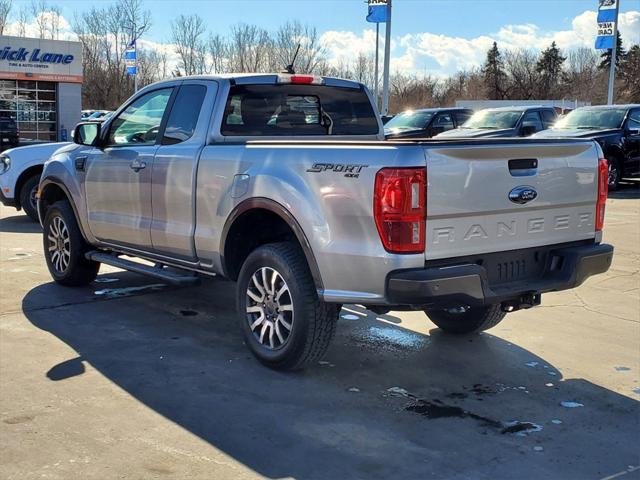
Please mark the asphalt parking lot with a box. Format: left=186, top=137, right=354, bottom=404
left=0, top=184, right=639, bottom=480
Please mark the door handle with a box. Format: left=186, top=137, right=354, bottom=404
left=130, top=159, right=146, bottom=172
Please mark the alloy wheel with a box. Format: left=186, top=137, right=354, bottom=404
left=245, top=267, right=294, bottom=350
left=47, top=215, right=71, bottom=273
left=608, top=162, right=618, bottom=187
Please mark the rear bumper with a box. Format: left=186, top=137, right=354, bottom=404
left=386, top=243, right=613, bottom=308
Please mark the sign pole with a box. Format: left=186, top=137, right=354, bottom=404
left=606, top=0, right=620, bottom=105
left=381, top=0, right=392, bottom=116
left=374, top=22, right=380, bottom=110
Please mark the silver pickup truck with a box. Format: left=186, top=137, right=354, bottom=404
left=38, top=74, right=613, bottom=370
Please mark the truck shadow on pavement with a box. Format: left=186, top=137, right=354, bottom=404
left=0, top=214, right=41, bottom=233
left=609, top=181, right=640, bottom=200
left=21, top=274, right=640, bottom=480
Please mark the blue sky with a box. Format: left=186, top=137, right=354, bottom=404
left=64, top=0, right=639, bottom=42
left=6, top=0, right=640, bottom=75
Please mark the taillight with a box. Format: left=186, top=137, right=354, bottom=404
left=277, top=74, right=324, bottom=85
left=374, top=167, right=426, bottom=254
left=596, top=158, right=608, bottom=231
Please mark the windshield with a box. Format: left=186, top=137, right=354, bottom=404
left=553, top=108, right=627, bottom=130
left=88, top=111, right=107, bottom=119
left=462, top=110, right=522, bottom=129
left=385, top=111, right=434, bottom=131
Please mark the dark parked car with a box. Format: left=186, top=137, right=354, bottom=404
left=533, top=104, right=640, bottom=190
left=384, top=108, right=472, bottom=139
left=0, top=117, right=19, bottom=149
left=435, top=106, right=557, bottom=139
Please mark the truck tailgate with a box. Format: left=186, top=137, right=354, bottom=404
left=424, top=140, right=599, bottom=260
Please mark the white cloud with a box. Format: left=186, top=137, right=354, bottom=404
left=3, top=12, right=77, bottom=41
left=320, top=9, right=640, bottom=77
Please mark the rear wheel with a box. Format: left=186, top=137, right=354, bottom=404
left=19, top=175, right=40, bottom=222
left=43, top=200, right=99, bottom=286
left=237, top=242, right=339, bottom=370
left=425, top=304, right=506, bottom=334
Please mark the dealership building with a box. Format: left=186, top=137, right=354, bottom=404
left=0, top=35, right=82, bottom=142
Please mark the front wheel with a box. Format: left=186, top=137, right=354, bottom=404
left=425, top=304, right=506, bottom=334
left=237, top=242, right=339, bottom=370
left=19, top=175, right=40, bottom=222
left=43, top=200, right=100, bottom=286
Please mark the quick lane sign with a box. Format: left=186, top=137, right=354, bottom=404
left=0, top=35, right=82, bottom=83
left=0, top=46, right=74, bottom=64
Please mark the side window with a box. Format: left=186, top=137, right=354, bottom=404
left=433, top=113, right=454, bottom=130
left=162, top=85, right=207, bottom=145
left=626, top=110, right=640, bottom=131
left=107, top=88, right=173, bottom=146
left=522, top=111, right=544, bottom=132
left=541, top=110, right=557, bottom=128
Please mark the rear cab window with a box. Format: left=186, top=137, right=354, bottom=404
left=221, top=83, right=378, bottom=137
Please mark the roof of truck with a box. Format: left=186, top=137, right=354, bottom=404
left=572, top=104, right=640, bottom=110
left=152, top=73, right=363, bottom=89
left=479, top=105, right=555, bottom=112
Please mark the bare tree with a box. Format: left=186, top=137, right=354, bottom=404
left=0, top=0, right=11, bottom=35
left=47, top=4, right=62, bottom=39
left=30, top=0, right=48, bottom=38
left=208, top=33, right=227, bottom=74
left=121, top=0, right=151, bottom=42
left=226, top=23, right=273, bottom=73
left=274, top=21, right=326, bottom=74
left=504, top=49, right=539, bottom=99
left=72, top=0, right=152, bottom=108
left=171, top=14, right=207, bottom=76
left=16, top=5, right=28, bottom=36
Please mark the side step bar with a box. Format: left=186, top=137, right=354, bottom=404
left=85, top=251, right=200, bottom=286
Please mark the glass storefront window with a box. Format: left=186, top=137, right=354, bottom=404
left=37, top=91, right=55, bottom=101
left=17, top=80, right=37, bottom=90
left=0, top=80, right=57, bottom=141
left=37, top=82, right=56, bottom=91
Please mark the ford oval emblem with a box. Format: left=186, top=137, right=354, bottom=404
left=509, top=186, right=538, bottom=204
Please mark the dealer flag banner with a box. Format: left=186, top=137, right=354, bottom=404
left=595, top=0, right=619, bottom=50
left=367, top=0, right=388, bottom=23
left=125, top=40, right=137, bottom=75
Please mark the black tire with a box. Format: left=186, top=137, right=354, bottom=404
left=607, top=157, right=621, bottom=191
left=42, top=200, right=100, bottom=286
left=237, top=242, right=339, bottom=370
left=19, top=175, right=40, bottom=222
left=425, top=304, right=506, bottom=334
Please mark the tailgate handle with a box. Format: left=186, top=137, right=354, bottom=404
left=509, top=158, right=537, bottom=177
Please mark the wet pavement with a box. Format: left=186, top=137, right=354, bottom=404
left=1, top=182, right=639, bottom=479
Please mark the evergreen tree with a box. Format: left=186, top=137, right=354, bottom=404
left=536, top=41, right=566, bottom=98
left=599, top=31, right=626, bottom=71
left=482, top=42, right=507, bottom=100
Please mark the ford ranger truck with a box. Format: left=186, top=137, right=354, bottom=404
left=37, top=74, right=614, bottom=370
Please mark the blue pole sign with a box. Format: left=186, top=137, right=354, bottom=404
left=367, top=0, right=388, bottom=23
left=595, top=0, right=619, bottom=50
left=125, top=39, right=137, bottom=75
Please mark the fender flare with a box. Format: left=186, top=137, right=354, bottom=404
left=38, top=177, right=89, bottom=241
left=220, top=197, right=324, bottom=293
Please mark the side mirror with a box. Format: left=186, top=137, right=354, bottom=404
left=520, top=125, right=537, bottom=137
left=626, top=128, right=640, bottom=137
left=73, top=122, right=101, bottom=147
